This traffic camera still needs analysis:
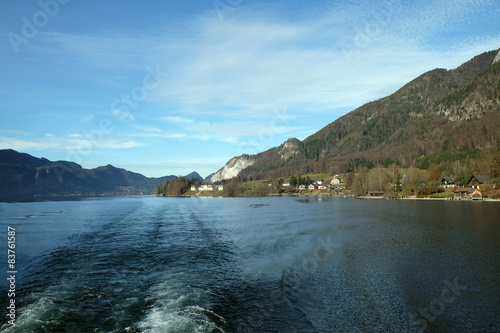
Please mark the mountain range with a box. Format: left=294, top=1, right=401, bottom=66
left=210, top=48, right=500, bottom=182
left=2, top=49, right=499, bottom=199
left=0, top=149, right=203, bottom=201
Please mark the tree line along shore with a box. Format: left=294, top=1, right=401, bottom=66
left=156, top=164, right=500, bottom=200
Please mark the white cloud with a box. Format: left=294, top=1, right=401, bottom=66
left=0, top=134, right=141, bottom=152
left=133, top=132, right=186, bottom=139
left=0, top=137, right=60, bottom=151
left=40, top=32, right=162, bottom=69
left=82, top=114, right=95, bottom=122
left=131, top=124, right=162, bottom=133
left=158, top=113, right=303, bottom=146
left=112, top=110, right=135, bottom=121
left=162, top=116, right=195, bottom=124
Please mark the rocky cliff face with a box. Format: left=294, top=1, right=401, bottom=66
left=210, top=155, right=255, bottom=182
left=435, top=98, right=500, bottom=122
left=279, top=138, right=301, bottom=160
left=435, top=56, right=500, bottom=122
left=493, top=49, right=500, bottom=64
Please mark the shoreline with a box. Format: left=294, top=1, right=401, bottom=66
left=177, top=192, right=500, bottom=202
left=180, top=193, right=500, bottom=202
left=3, top=192, right=499, bottom=203
left=398, top=196, right=500, bottom=202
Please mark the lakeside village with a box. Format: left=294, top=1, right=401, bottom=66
left=179, top=172, right=499, bottom=201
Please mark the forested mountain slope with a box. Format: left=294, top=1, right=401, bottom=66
left=215, top=49, right=500, bottom=181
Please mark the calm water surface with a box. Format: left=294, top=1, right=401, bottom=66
left=0, top=196, right=499, bottom=332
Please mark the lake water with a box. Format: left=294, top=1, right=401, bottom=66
left=0, top=196, right=499, bottom=332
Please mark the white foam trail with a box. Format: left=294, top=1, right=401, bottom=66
left=138, top=274, right=226, bottom=333
left=0, top=289, right=66, bottom=332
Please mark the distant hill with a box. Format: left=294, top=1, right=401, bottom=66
left=211, top=49, right=500, bottom=181
left=204, top=172, right=215, bottom=183
left=184, top=171, right=204, bottom=182
left=0, top=149, right=200, bottom=201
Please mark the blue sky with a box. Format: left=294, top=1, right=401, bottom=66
left=1, top=0, right=499, bottom=178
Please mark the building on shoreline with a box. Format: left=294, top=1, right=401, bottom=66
left=469, top=174, right=493, bottom=190
left=191, top=184, right=224, bottom=192
left=454, top=187, right=483, bottom=200
left=366, top=191, right=385, bottom=197
left=441, top=176, right=457, bottom=188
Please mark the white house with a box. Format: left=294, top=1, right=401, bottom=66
left=440, top=176, right=457, bottom=188
left=199, top=185, right=214, bottom=191
left=299, top=185, right=307, bottom=190
left=190, top=186, right=199, bottom=192
left=331, top=177, right=342, bottom=185
left=311, top=178, right=323, bottom=185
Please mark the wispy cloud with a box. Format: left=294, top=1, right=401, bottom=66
left=0, top=137, right=60, bottom=151
left=159, top=114, right=302, bottom=145
left=162, top=116, right=195, bottom=125
left=0, top=134, right=141, bottom=152
left=0, top=129, right=30, bottom=135
left=132, top=132, right=187, bottom=139
left=40, top=32, right=162, bottom=69
left=130, top=124, right=162, bottom=133
left=111, top=110, right=135, bottom=121
left=82, top=114, right=95, bottom=123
